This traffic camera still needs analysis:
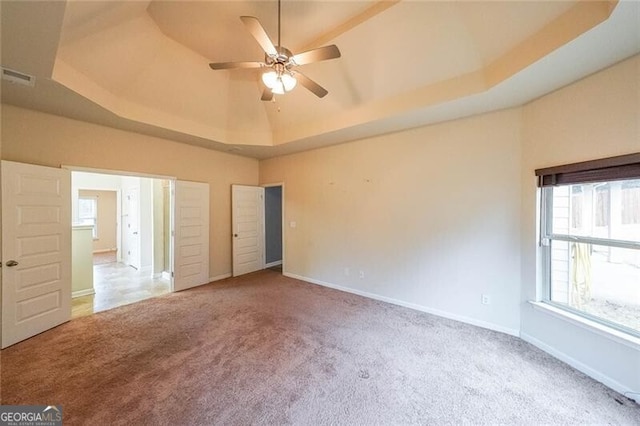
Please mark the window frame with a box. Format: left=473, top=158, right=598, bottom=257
left=536, top=153, right=640, bottom=339
left=78, top=196, right=98, bottom=239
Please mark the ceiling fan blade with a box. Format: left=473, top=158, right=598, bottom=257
left=209, top=61, right=264, bottom=70
left=294, top=71, right=329, bottom=98
left=291, top=45, right=341, bottom=66
left=261, top=88, right=274, bottom=102
left=240, top=16, right=278, bottom=57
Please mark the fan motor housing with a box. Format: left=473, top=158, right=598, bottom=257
left=266, top=46, right=293, bottom=65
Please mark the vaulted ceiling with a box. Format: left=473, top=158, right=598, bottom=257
left=1, top=1, right=639, bottom=158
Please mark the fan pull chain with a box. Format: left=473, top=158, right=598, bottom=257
left=277, top=0, right=281, bottom=48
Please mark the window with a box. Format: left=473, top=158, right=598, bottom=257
left=536, top=153, right=640, bottom=337
left=78, top=196, right=98, bottom=239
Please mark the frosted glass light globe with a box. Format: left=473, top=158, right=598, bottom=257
left=281, top=73, right=297, bottom=91
left=271, top=79, right=285, bottom=95
left=261, top=70, right=278, bottom=88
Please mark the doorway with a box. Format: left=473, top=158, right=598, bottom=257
left=71, top=171, right=172, bottom=317
left=264, top=185, right=283, bottom=271
left=2, top=160, right=211, bottom=347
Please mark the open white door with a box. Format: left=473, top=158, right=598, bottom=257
left=1, top=161, right=71, bottom=348
left=174, top=180, right=209, bottom=291
left=232, top=185, right=265, bottom=277
left=123, top=187, right=140, bottom=269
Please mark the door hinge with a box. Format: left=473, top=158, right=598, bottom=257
left=172, top=271, right=174, bottom=278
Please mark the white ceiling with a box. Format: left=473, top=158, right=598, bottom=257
left=1, top=1, right=639, bottom=159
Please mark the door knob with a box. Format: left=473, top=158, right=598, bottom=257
left=5, top=260, right=19, bottom=267
left=234, top=234, right=238, bottom=237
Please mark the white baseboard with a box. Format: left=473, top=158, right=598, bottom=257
left=72, top=288, right=95, bottom=298
left=520, top=332, right=639, bottom=404
left=265, top=260, right=283, bottom=268
left=93, top=248, right=116, bottom=254
left=139, top=266, right=152, bottom=275
left=283, top=272, right=519, bottom=337
left=209, top=273, right=232, bottom=283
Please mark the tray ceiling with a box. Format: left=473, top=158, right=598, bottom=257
left=1, top=0, right=638, bottom=158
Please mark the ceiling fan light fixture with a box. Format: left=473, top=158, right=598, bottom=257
left=209, top=0, right=340, bottom=100
left=262, top=70, right=278, bottom=88
left=281, top=73, right=297, bottom=91
left=262, top=68, right=296, bottom=94
left=271, top=81, right=285, bottom=95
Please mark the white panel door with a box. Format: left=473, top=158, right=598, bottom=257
left=174, top=180, right=209, bottom=291
left=232, top=185, right=264, bottom=277
left=123, top=187, right=140, bottom=269
left=1, top=161, right=71, bottom=348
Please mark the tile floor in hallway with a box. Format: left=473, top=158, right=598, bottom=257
left=72, top=255, right=171, bottom=318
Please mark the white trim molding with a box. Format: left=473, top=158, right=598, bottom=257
left=520, top=331, right=640, bottom=404
left=93, top=248, right=117, bottom=254
left=72, top=288, right=95, bottom=298
left=265, top=260, right=283, bottom=268
left=283, top=272, right=520, bottom=337
left=63, top=165, right=176, bottom=181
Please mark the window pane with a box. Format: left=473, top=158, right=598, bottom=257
left=549, top=241, right=640, bottom=333
left=552, top=179, right=640, bottom=243
left=78, top=197, right=97, bottom=238
left=622, top=180, right=640, bottom=225
left=78, top=198, right=97, bottom=219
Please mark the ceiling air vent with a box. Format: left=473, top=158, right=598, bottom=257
left=1, top=67, right=35, bottom=87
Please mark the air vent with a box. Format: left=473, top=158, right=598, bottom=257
left=1, top=67, right=35, bottom=87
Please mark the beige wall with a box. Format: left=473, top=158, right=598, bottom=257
left=520, top=54, right=640, bottom=394
left=0, top=101, right=3, bottom=351
left=259, top=53, right=639, bottom=396
left=78, top=189, right=117, bottom=252
left=0, top=105, right=259, bottom=278
left=261, top=107, right=524, bottom=333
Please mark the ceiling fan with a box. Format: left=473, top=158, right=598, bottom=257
left=208, top=0, right=341, bottom=101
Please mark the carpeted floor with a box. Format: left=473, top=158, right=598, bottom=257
left=1, top=270, right=638, bottom=425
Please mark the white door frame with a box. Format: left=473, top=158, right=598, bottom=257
left=262, top=182, right=285, bottom=272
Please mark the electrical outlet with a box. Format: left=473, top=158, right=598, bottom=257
left=481, top=294, right=491, bottom=305
left=359, top=270, right=365, bottom=279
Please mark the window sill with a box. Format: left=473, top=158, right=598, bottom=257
left=529, top=301, right=640, bottom=351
